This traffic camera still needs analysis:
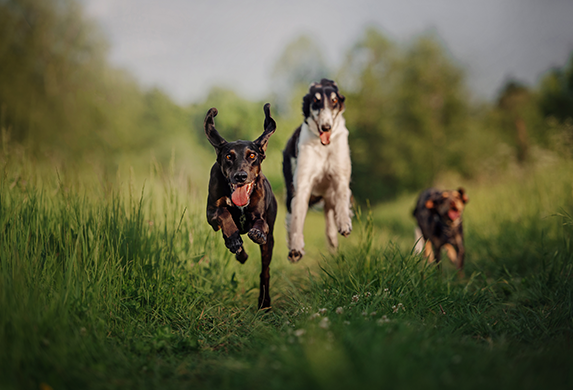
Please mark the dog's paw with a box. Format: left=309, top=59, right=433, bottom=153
left=288, top=249, right=304, bottom=263
left=248, top=228, right=267, bottom=245
left=225, top=231, right=243, bottom=254
left=235, top=247, right=249, bottom=264
left=338, top=223, right=352, bottom=237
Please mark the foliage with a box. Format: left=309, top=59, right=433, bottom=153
left=538, top=53, right=573, bottom=123
left=340, top=29, right=474, bottom=202
left=0, top=0, right=201, bottom=182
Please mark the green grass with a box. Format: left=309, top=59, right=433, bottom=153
left=1, top=150, right=572, bottom=390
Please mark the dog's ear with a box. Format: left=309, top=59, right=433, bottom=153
left=337, top=91, right=346, bottom=112
left=204, top=108, right=227, bottom=150
left=458, top=187, right=469, bottom=203
left=254, top=103, right=276, bottom=154
left=302, top=93, right=312, bottom=118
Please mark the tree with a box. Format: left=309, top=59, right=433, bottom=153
left=339, top=28, right=471, bottom=203
left=538, top=54, right=573, bottom=123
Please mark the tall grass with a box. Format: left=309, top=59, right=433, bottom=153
left=1, top=146, right=572, bottom=389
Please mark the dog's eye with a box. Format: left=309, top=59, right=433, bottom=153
left=332, top=97, right=338, bottom=104
left=248, top=153, right=256, bottom=160
left=226, top=154, right=232, bottom=160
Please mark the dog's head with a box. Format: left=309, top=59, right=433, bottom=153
left=425, top=188, right=469, bottom=224
left=302, top=78, right=346, bottom=146
left=204, top=103, right=276, bottom=207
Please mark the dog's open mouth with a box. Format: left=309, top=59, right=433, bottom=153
left=231, top=182, right=254, bottom=207
left=319, top=130, right=331, bottom=145
left=448, top=208, right=461, bottom=221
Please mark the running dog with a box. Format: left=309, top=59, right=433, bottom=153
left=413, top=187, right=469, bottom=274
left=204, top=103, right=277, bottom=309
left=283, top=79, right=352, bottom=262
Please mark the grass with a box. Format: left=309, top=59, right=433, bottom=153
left=1, top=147, right=572, bottom=390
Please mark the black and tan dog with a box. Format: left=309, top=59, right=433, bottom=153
left=204, top=103, right=277, bottom=309
left=413, top=187, right=469, bottom=274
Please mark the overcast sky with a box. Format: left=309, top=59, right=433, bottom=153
left=83, top=0, right=573, bottom=105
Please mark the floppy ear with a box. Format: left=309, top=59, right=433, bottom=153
left=302, top=93, right=312, bottom=118
left=204, top=107, right=227, bottom=150
left=254, top=103, right=276, bottom=153
left=338, top=91, right=346, bottom=112
left=458, top=187, right=469, bottom=203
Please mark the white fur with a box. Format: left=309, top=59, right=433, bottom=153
left=414, top=227, right=425, bottom=254
left=286, top=113, right=352, bottom=257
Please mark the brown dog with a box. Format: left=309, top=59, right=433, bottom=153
left=204, top=103, right=277, bottom=309
left=413, top=187, right=469, bottom=274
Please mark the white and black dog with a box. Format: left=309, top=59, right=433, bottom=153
left=282, top=79, right=352, bottom=262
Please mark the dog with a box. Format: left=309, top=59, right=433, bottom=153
left=413, top=187, right=469, bottom=274
left=283, top=79, right=352, bottom=262
left=204, top=103, right=277, bottom=309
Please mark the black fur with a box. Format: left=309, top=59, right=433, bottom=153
left=413, top=187, right=469, bottom=274
left=204, top=103, right=278, bottom=309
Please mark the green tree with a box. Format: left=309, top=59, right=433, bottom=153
left=340, top=28, right=471, bottom=203
left=538, top=54, right=573, bottom=123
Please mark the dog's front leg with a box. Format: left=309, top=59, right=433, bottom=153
left=248, top=217, right=269, bottom=245
left=208, top=205, right=244, bottom=255
left=288, top=180, right=313, bottom=262
left=333, top=175, right=353, bottom=237
left=454, top=234, right=465, bottom=276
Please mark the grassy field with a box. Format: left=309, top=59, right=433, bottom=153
left=1, top=147, right=572, bottom=390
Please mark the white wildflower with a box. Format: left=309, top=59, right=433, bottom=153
left=319, top=317, right=330, bottom=329
left=335, top=307, right=344, bottom=315
left=318, top=308, right=327, bottom=315
left=294, top=329, right=306, bottom=337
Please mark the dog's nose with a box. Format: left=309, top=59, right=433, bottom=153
left=321, top=123, right=331, bottom=132
left=234, top=171, right=248, bottom=183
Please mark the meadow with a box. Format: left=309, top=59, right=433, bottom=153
left=1, top=140, right=572, bottom=390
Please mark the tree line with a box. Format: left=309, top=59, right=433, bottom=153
left=1, top=0, right=572, bottom=203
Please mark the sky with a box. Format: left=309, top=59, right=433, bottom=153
left=83, top=0, right=573, bottom=105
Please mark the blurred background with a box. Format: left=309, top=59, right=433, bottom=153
left=1, top=0, right=572, bottom=204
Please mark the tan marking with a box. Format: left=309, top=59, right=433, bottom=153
left=425, top=200, right=434, bottom=209
left=443, top=244, right=458, bottom=264
left=424, top=241, right=435, bottom=263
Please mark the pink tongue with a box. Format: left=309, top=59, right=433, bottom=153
left=320, top=131, right=331, bottom=145
left=231, top=185, right=250, bottom=207
left=448, top=209, right=460, bottom=221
